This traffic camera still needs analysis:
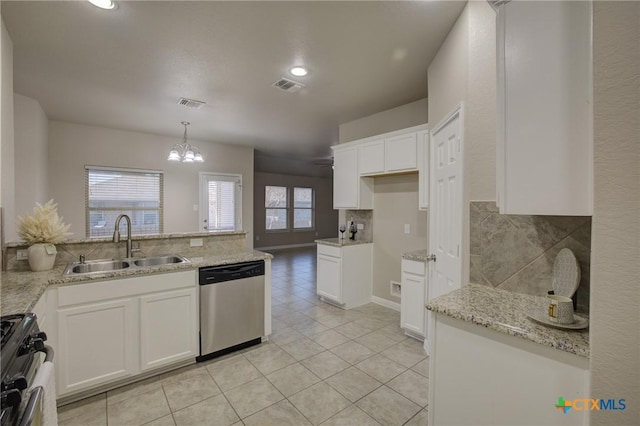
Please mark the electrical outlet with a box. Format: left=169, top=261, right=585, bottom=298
left=256, top=235, right=260, bottom=241
left=190, top=238, right=203, bottom=247
left=404, top=224, right=411, bottom=234
left=357, top=223, right=364, bottom=230
left=17, top=249, right=28, bottom=260
left=193, top=204, right=198, bottom=212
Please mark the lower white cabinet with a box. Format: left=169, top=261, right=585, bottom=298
left=316, top=243, right=372, bottom=309
left=140, top=288, right=198, bottom=371
left=58, top=298, right=137, bottom=394
left=56, top=270, right=197, bottom=397
left=400, top=259, right=428, bottom=340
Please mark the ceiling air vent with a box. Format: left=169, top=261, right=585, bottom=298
left=272, top=77, right=305, bottom=93
left=177, top=97, right=206, bottom=109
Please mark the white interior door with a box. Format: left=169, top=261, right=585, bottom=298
left=429, top=104, right=463, bottom=301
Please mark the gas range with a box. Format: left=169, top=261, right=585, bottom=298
left=0, top=313, right=48, bottom=426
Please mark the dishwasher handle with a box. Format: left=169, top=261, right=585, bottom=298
left=199, top=260, right=264, bottom=285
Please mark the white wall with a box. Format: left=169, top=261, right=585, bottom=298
left=339, top=98, right=428, bottom=144
left=427, top=1, right=496, bottom=286
left=47, top=121, right=254, bottom=247
left=1, top=18, right=15, bottom=241
left=373, top=174, right=428, bottom=303
left=14, top=94, right=48, bottom=218
left=590, top=2, right=640, bottom=424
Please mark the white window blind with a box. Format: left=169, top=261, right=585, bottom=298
left=200, top=173, right=242, bottom=232
left=86, top=166, right=163, bottom=238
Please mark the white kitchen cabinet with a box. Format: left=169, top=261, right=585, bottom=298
left=400, top=259, right=427, bottom=340
left=140, top=288, right=198, bottom=371
left=316, top=243, right=372, bottom=309
left=358, top=140, right=385, bottom=175
left=496, top=1, right=592, bottom=215
left=332, top=146, right=373, bottom=209
left=417, top=130, right=430, bottom=210
left=385, top=132, right=418, bottom=172
left=58, top=298, right=137, bottom=394
left=55, top=270, right=197, bottom=397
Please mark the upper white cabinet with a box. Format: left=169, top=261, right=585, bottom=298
left=496, top=1, right=592, bottom=215
left=332, top=124, right=428, bottom=210
left=417, top=130, right=430, bottom=210
left=333, top=146, right=374, bottom=209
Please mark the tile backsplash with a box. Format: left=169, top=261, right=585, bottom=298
left=470, top=202, right=591, bottom=313
left=344, top=210, right=373, bottom=242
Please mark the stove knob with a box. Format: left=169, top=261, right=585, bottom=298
left=30, top=331, right=47, bottom=342
left=3, top=375, right=27, bottom=392
left=0, top=389, right=22, bottom=409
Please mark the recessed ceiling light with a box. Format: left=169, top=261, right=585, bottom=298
left=290, top=66, right=308, bottom=77
left=88, top=0, right=116, bottom=10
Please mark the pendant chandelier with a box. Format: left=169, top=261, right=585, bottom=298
left=168, top=121, right=204, bottom=163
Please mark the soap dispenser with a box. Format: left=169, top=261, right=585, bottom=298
left=349, top=220, right=357, bottom=240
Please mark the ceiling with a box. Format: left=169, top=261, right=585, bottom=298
left=2, top=1, right=466, bottom=176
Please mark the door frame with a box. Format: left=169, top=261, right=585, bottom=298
left=198, top=172, right=243, bottom=232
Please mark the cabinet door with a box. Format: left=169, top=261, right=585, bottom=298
left=358, top=140, right=385, bottom=175
left=139, top=288, right=198, bottom=371
left=386, top=132, right=418, bottom=172
left=317, top=254, right=342, bottom=304
left=58, top=298, right=136, bottom=396
left=401, top=272, right=426, bottom=338
left=497, top=1, right=592, bottom=215
left=333, top=147, right=359, bottom=209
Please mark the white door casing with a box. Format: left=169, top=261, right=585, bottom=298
left=429, top=104, right=464, bottom=301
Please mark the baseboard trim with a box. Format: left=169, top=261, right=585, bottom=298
left=255, top=243, right=317, bottom=251
left=371, top=296, right=401, bottom=312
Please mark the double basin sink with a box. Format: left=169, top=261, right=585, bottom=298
left=63, top=255, right=190, bottom=277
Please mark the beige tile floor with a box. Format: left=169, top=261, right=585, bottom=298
left=58, top=247, right=429, bottom=426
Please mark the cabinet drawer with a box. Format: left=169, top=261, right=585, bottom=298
left=317, top=244, right=341, bottom=258
left=402, top=259, right=426, bottom=276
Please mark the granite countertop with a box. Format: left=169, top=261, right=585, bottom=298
left=426, top=284, right=589, bottom=358
left=402, top=249, right=429, bottom=262
left=0, top=249, right=273, bottom=316
left=315, top=238, right=373, bottom=247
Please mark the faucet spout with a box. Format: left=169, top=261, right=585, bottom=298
left=113, top=214, right=133, bottom=258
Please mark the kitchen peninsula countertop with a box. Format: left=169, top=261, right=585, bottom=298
left=402, top=249, right=429, bottom=262
left=426, top=283, right=589, bottom=358
left=1, top=249, right=272, bottom=315
left=315, top=238, right=372, bottom=247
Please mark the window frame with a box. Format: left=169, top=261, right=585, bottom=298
left=264, top=185, right=289, bottom=232
left=292, top=187, right=315, bottom=231
left=85, top=165, right=164, bottom=238
left=199, top=172, right=243, bottom=233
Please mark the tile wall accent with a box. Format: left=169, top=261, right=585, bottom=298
left=470, top=202, right=591, bottom=313
left=344, top=210, right=373, bottom=242
left=5, top=233, right=247, bottom=272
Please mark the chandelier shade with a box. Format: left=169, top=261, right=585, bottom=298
left=168, top=122, right=204, bottom=163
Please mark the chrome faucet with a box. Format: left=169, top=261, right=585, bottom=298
left=113, top=214, right=133, bottom=258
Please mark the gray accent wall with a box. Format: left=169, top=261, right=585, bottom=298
left=469, top=201, right=591, bottom=313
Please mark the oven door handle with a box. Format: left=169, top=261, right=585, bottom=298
left=18, top=386, right=43, bottom=426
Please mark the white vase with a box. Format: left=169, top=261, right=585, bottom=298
left=28, top=243, right=57, bottom=271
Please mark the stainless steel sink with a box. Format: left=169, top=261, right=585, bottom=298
left=63, top=254, right=190, bottom=277
left=133, top=255, right=188, bottom=267
left=64, top=259, right=131, bottom=275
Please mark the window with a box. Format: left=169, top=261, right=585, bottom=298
left=293, top=187, right=314, bottom=229
left=264, top=186, right=314, bottom=231
left=200, top=173, right=242, bottom=232
left=265, top=186, right=288, bottom=230
left=86, top=166, right=163, bottom=238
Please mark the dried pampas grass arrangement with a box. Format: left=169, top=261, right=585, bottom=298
left=17, top=199, right=72, bottom=244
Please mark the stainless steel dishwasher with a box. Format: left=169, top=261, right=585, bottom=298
left=197, top=260, right=265, bottom=361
